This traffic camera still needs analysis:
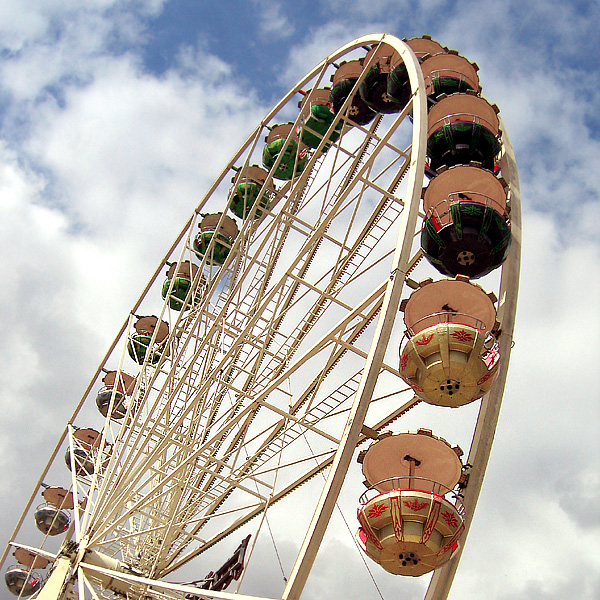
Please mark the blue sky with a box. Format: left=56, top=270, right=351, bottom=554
left=0, top=1, right=599, bottom=599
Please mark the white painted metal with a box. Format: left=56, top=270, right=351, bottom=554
left=281, top=34, right=428, bottom=600
left=424, top=119, right=521, bottom=600
left=2, top=34, right=518, bottom=600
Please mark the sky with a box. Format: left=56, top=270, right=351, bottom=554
left=0, top=0, right=599, bottom=599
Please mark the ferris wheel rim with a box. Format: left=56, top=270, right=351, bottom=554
left=2, top=33, right=520, bottom=600
left=424, top=117, right=522, bottom=600
left=3, top=35, right=427, bottom=593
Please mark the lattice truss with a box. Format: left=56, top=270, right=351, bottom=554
left=71, top=93, right=421, bottom=581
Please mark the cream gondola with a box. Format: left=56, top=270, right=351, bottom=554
left=399, top=277, right=500, bottom=407
left=356, top=430, right=465, bottom=576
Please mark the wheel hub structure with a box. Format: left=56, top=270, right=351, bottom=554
left=1, top=33, right=521, bottom=600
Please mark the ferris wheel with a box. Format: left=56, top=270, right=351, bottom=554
left=1, top=33, right=521, bottom=600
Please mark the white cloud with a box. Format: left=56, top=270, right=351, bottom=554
left=0, top=0, right=268, bottom=565
left=0, top=5, right=152, bottom=105
left=3, top=28, right=264, bottom=244
left=252, top=0, right=295, bottom=41
left=451, top=208, right=600, bottom=597
left=0, top=1, right=164, bottom=52
left=0, top=142, right=101, bottom=517
left=0, top=2, right=598, bottom=599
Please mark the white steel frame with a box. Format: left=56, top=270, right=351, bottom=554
left=1, top=33, right=520, bottom=600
